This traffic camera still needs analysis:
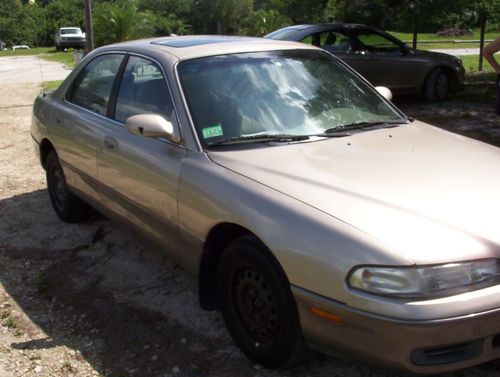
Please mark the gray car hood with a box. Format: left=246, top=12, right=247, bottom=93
left=412, top=48, right=459, bottom=62
left=208, top=121, right=500, bottom=265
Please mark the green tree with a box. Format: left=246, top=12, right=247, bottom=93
left=93, top=1, right=152, bottom=46
left=243, top=9, right=291, bottom=36
left=194, top=0, right=253, bottom=34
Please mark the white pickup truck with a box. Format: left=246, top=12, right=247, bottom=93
left=55, top=27, right=86, bottom=51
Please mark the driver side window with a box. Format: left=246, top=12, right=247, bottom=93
left=114, top=56, right=174, bottom=124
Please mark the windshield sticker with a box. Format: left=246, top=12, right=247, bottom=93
left=202, top=124, right=223, bottom=139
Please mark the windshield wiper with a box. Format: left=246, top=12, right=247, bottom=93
left=209, top=134, right=310, bottom=146
left=322, top=120, right=408, bottom=135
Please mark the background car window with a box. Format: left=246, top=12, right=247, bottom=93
left=355, top=32, right=401, bottom=54
left=69, top=54, right=124, bottom=116
left=301, top=35, right=313, bottom=45
left=319, top=31, right=351, bottom=52
left=114, top=56, right=173, bottom=123
left=301, top=32, right=351, bottom=52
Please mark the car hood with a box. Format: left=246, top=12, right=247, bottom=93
left=208, top=121, right=500, bottom=265
left=412, top=48, right=459, bottom=62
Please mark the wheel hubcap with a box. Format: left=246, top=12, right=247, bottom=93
left=436, top=73, right=449, bottom=99
left=233, top=267, right=278, bottom=346
left=51, top=167, right=67, bottom=211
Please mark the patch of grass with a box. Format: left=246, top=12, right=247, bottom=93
left=461, top=54, right=496, bottom=73
left=389, top=29, right=499, bottom=41
left=0, top=47, right=52, bottom=57
left=1, top=312, right=17, bottom=329
left=41, top=49, right=77, bottom=68
left=388, top=29, right=500, bottom=50
left=42, top=80, right=63, bottom=91
left=0, top=45, right=77, bottom=68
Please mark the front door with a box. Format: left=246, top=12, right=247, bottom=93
left=96, top=55, right=187, bottom=249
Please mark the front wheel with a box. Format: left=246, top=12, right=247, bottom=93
left=425, top=68, right=450, bottom=102
left=46, top=150, right=89, bottom=223
left=217, top=236, right=309, bottom=368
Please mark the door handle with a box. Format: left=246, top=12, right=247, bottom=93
left=104, top=136, right=118, bottom=150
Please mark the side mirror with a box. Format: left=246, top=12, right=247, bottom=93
left=125, top=114, right=181, bottom=143
left=375, top=86, right=393, bottom=101
left=400, top=45, right=412, bottom=56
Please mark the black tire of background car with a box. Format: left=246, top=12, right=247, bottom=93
left=46, top=150, right=89, bottom=223
left=216, top=235, right=310, bottom=368
left=425, top=68, right=450, bottom=102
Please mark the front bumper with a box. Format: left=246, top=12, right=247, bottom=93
left=59, top=40, right=86, bottom=49
left=293, top=286, right=500, bottom=374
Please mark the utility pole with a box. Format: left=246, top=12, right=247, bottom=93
left=478, top=13, right=486, bottom=72
left=84, top=0, right=94, bottom=53
left=409, top=1, right=417, bottom=49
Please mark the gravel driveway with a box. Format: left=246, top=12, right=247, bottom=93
left=1, top=56, right=499, bottom=377
left=0, top=56, right=72, bottom=84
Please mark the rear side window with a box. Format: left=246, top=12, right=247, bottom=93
left=301, top=31, right=351, bottom=52
left=68, top=54, right=124, bottom=116
left=114, top=56, right=173, bottom=123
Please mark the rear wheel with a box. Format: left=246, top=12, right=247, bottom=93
left=217, top=236, right=309, bottom=368
left=425, top=68, right=450, bottom=102
left=46, top=150, right=89, bottom=223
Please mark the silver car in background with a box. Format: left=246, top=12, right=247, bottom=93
left=31, top=36, right=500, bottom=374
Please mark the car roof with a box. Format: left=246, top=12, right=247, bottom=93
left=291, top=23, right=371, bottom=29
left=98, top=35, right=318, bottom=61
left=264, top=23, right=384, bottom=38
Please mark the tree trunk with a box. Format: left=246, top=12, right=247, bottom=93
left=84, top=0, right=94, bottom=53
left=217, top=20, right=224, bottom=34
left=412, top=7, right=418, bottom=49
left=478, top=13, right=486, bottom=72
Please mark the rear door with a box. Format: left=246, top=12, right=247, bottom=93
left=96, top=54, right=187, bottom=248
left=54, top=53, right=125, bottom=201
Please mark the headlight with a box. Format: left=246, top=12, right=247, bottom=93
left=348, top=259, right=500, bottom=299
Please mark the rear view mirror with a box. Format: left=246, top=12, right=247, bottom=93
left=125, top=114, right=181, bottom=143
left=375, top=86, right=393, bottom=101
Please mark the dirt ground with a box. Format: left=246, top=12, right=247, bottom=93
left=1, top=57, right=500, bottom=377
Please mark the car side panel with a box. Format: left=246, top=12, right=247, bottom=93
left=96, top=121, right=188, bottom=263
left=47, top=101, right=102, bottom=202
left=340, top=52, right=428, bottom=93
left=177, top=151, right=410, bottom=304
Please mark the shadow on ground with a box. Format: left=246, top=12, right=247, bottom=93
left=2, top=188, right=500, bottom=377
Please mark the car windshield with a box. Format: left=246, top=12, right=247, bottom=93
left=178, top=50, right=406, bottom=146
left=264, top=26, right=307, bottom=40
left=61, top=29, right=80, bottom=35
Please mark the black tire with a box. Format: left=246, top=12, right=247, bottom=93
left=217, top=236, right=309, bottom=368
left=425, top=68, right=450, bottom=102
left=46, top=150, right=89, bottom=223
